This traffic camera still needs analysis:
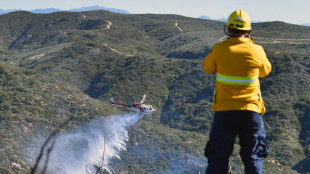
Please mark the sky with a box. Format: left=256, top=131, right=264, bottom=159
left=0, top=0, right=309, bottom=25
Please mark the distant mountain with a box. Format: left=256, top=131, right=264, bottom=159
left=0, top=5, right=130, bottom=15
left=199, top=15, right=266, bottom=23
left=0, top=9, right=20, bottom=15
left=69, top=5, right=130, bottom=14
left=199, top=15, right=309, bottom=26
left=30, top=8, right=62, bottom=14
left=199, top=15, right=226, bottom=22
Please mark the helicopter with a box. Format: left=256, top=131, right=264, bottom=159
left=111, top=94, right=155, bottom=116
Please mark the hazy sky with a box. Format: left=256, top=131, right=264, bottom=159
left=1, top=0, right=309, bottom=24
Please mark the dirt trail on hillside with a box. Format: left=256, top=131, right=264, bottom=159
left=252, top=37, right=310, bottom=44
left=80, top=12, right=86, bottom=19
left=106, top=21, right=112, bottom=30
left=104, top=43, right=134, bottom=57
left=217, top=36, right=310, bottom=44
left=104, top=44, right=119, bottom=53
left=175, top=22, right=183, bottom=32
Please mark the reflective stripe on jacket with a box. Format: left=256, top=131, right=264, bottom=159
left=203, top=37, right=272, bottom=114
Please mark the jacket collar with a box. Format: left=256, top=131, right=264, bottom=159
left=225, top=37, right=253, bottom=44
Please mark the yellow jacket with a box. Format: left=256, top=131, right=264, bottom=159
left=203, top=37, right=272, bottom=114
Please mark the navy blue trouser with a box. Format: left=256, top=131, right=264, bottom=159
left=204, top=111, right=268, bottom=174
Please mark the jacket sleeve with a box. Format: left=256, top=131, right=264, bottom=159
left=203, top=47, right=217, bottom=74
left=258, top=47, right=272, bottom=78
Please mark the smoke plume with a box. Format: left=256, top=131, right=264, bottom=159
left=36, top=113, right=139, bottom=174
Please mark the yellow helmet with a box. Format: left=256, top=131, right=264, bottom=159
left=226, top=10, right=251, bottom=30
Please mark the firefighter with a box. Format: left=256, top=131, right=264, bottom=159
left=203, top=10, right=272, bottom=174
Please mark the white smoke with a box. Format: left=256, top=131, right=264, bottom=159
left=40, top=113, right=139, bottom=174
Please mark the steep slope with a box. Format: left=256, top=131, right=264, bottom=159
left=0, top=62, right=117, bottom=173
left=0, top=10, right=309, bottom=173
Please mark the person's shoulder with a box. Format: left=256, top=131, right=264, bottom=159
left=213, top=40, right=228, bottom=48
left=249, top=40, right=267, bottom=57
left=250, top=40, right=265, bottom=50
left=214, top=42, right=222, bottom=47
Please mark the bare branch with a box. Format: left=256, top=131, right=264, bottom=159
left=95, top=131, right=113, bottom=174
left=31, top=117, right=74, bottom=174
left=55, top=162, right=66, bottom=174
left=42, top=136, right=57, bottom=173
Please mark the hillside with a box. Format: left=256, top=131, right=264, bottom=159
left=0, top=10, right=310, bottom=173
